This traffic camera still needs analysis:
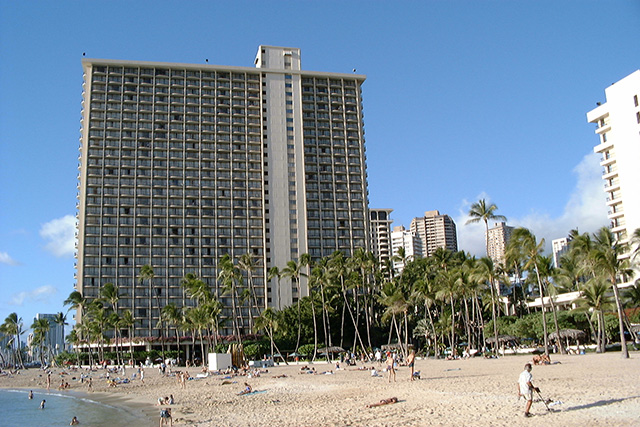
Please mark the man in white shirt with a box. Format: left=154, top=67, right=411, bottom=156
left=517, top=363, right=539, bottom=417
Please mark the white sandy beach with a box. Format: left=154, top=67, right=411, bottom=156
left=2, top=351, right=639, bottom=426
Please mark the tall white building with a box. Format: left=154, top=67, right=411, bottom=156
left=76, top=46, right=371, bottom=338
left=487, top=222, right=513, bottom=268
left=410, top=210, right=457, bottom=257
left=369, top=209, right=393, bottom=270
left=552, top=237, right=570, bottom=269
left=587, top=70, right=640, bottom=260
left=390, top=225, right=422, bottom=274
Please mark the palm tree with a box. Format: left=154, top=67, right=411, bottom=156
left=572, top=278, right=613, bottom=353
left=218, top=254, right=243, bottom=339
left=139, top=264, right=155, bottom=338
left=161, top=303, right=184, bottom=361
left=64, top=291, right=87, bottom=323
left=254, top=308, right=287, bottom=364
left=282, top=254, right=310, bottom=351
left=590, top=227, right=634, bottom=358
left=466, top=199, right=507, bottom=258
left=31, top=317, right=50, bottom=366
left=268, top=267, right=283, bottom=309
left=506, top=228, right=550, bottom=355
left=1, top=313, right=25, bottom=368
left=238, top=252, right=262, bottom=330
left=52, top=312, right=68, bottom=356
left=472, top=257, right=504, bottom=354
left=435, top=268, right=461, bottom=353
left=66, top=328, right=82, bottom=366
left=120, top=310, right=135, bottom=364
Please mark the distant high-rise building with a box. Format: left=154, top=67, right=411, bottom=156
left=369, top=209, right=393, bottom=270
left=390, top=225, right=422, bottom=274
left=76, top=46, right=371, bottom=338
left=587, top=70, right=640, bottom=260
left=410, top=210, right=457, bottom=257
left=552, top=237, right=571, bottom=269
left=487, top=222, right=513, bottom=268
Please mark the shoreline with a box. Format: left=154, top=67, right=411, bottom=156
left=2, top=351, right=639, bottom=426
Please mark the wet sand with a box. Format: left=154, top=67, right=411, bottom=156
left=2, top=351, right=638, bottom=426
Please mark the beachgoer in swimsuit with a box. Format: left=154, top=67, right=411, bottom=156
left=366, top=397, right=398, bottom=408
left=70, top=416, right=79, bottom=425
left=386, top=352, right=396, bottom=383
left=40, top=399, right=46, bottom=409
left=407, top=350, right=416, bottom=381
left=159, top=407, right=172, bottom=427
left=28, top=390, right=33, bottom=399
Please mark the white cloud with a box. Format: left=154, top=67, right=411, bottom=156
left=456, top=153, right=608, bottom=256
left=40, top=215, right=76, bottom=257
left=9, top=285, right=58, bottom=306
left=0, top=252, right=20, bottom=266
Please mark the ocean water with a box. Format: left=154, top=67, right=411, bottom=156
left=0, top=389, right=150, bottom=427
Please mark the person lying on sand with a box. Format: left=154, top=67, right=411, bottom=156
left=272, top=374, right=288, bottom=378
left=238, top=382, right=252, bottom=395
left=366, top=397, right=398, bottom=408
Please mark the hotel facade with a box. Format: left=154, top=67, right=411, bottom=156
left=76, top=46, right=371, bottom=337
left=587, top=70, right=640, bottom=262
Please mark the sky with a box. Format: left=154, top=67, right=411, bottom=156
left=1, top=1, right=639, bottom=331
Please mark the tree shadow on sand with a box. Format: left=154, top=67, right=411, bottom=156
left=563, top=395, right=640, bottom=412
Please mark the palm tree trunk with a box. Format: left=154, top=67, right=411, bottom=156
left=533, top=263, right=550, bottom=355
left=610, top=278, right=629, bottom=358
left=545, top=286, right=566, bottom=354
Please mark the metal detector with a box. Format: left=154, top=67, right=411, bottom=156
left=535, top=389, right=554, bottom=412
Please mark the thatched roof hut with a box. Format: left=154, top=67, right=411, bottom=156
left=485, top=335, right=518, bottom=344
left=548, top=329, right=587, bottom=341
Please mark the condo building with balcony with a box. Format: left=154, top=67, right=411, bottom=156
left=390, top=225, right=422, bottom=274
left=487, top=221, right=514, bottom=268
left=369, top=209, right=393, bottom=271
left=76, top=46, right=370, bottom=338
left=410, top=210, right=458, bottom=257
left=587, top=70, right=640, bottom=261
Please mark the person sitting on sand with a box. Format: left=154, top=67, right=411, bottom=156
left=70, top=416, right=79, bottom=425
left=366, top=397, right=398, bottom=408
left=238, top=382, right=252, bottom=395
left=532, top=354, right=551, bottom=365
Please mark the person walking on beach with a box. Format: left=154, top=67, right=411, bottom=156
left=386, top=352, right=396, bottom=383
left=517, top=363, right=539, bottom=417
left=406, top=350, right=416, bottom=381
left=375, top=350, right=382, bottom=365
left=46, top=372, right=51, bottom=391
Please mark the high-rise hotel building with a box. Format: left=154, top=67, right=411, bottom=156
left=76, top=46, right=370, bottom=337
left=587, top=70, right=640, bottom=262
left=409, top=210, right=458, bottom=257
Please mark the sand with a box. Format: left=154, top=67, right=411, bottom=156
left=2, top=351, right=639, bottom=426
